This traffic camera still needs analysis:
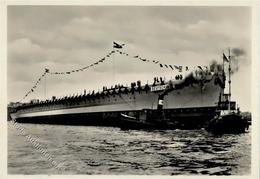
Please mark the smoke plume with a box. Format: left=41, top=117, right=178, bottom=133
left=232, top=48, right=246, bottom=57
left=209, top=60, right=223, bottom=73
left=208, top=48, right=247, bottom=75
left=230, top=47, right=246, bottom=74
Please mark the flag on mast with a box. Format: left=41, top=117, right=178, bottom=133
left=223, top=53, right=229, bottom=62
left=113, top=42, right=125, bottom=49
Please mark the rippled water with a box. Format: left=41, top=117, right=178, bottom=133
left=8, top=122, right=251, bottom=175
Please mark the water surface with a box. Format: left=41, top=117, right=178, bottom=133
left=8, top=122, right=251, bottom=175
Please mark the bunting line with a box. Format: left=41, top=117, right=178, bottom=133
left=19, top=70, right=49, bottom=102
left=19, top=50, right=115, bottom=102
left=114, top=49, right=208, bottom=73
left=49, top=50, right=114, bottom=75
left=19, top=43, right=209, bottom=102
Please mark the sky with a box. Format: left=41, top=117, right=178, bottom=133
left=7, top=6, right=251, bottom=111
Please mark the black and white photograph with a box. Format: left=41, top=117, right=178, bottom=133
left=3, top=3, right=258, bottom=176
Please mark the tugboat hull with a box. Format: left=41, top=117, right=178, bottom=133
left=207, top=113, right=249, bottom=134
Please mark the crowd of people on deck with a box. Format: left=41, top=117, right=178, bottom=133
left=19, top=73, right=192, bottom=109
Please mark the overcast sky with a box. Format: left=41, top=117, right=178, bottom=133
left=7, top=6, right=251, bottom=111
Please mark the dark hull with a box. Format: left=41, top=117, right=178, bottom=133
left=14, top=106, right=218, bottom=130
left=206, top=113, right=249, bottom=134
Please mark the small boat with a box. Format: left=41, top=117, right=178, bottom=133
left=206, top=49, right=250, bottom=134
left=206, top=111, right=249, bottom=134
left=119, top=109, right=177, bottom=130
left=119, top=112, right=157, bottom=129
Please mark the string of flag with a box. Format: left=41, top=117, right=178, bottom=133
left=19, top=50, right=115, bottom=102
left=49, top=50, right=115, bottom=75
left=19, top=69, right=49, bottom=102
left=19, top=42, right=208, bottom=102
left=113, top=49, right=208, bottom=73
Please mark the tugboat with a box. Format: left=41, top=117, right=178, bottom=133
left=207, top=108, right=249, bottom=134
left=206, top=49, right=249, bottom=134
left=119, top=94, right=177, bottom=130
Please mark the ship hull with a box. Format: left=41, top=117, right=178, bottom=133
left=13, top=106, right=218, bottom=129
left=10, top=74, right=223, bottom=129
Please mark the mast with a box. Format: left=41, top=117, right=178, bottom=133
left=222, top=51, right=225, bottom=78
left=222, top=51, right=225, bottom=103
left=44, top=68, right=49, bottom=100
left=44, top=73, right=46, bottom=99
left=112, top=45, right=115, bottom=85
left=228, top=48, right=231, bottom=111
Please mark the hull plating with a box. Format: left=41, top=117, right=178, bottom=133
left=11, top=74, right=223, bottom=122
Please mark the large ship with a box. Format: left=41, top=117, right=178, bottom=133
left=9, top=63, right=236, bottom=129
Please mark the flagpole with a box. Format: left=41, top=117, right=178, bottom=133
left=113, top=45, right=115, bottom=86
left=221, top=52, right=225, bottom=105
left=44, top=73, right=46, bottom=99
left=222, top=51, right=225, bottom=78
left=228, top=48, right=231, bottom=112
